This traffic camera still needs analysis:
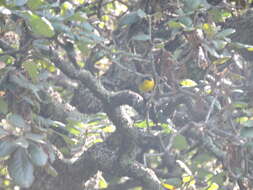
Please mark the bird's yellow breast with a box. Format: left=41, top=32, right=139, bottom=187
left=138, top=77, right=155, bottom=92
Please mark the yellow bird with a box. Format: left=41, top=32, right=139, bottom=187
left=138, top=76, right=155, bottom=93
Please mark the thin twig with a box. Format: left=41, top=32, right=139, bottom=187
left=205, top=95, right=218, bottom=123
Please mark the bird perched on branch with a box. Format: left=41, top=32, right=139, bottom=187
left=138, top=76, right=155, bottom=93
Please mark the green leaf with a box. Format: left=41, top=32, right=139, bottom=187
left=45, top=164, right=58, bottom=177
left=0, top=128, right=9, bottom=138
left=134, top=120, right=155, bottom=128
left=212, top=40, right=227, bottom=50
left=233, top=101, right=248, bottom=109
left=28, top=143, right=48, bottom=166
left=0, top=139, right=17, bottom=157
left=9, top=74, right=41, bottom=101
left=210, top=172, right=225, bottom=185
left=136, top=9, right=146, bottom=18
left=52, top=22, right=71, bottom=33
left=184, top=0, right=202, bottom=10
left=6, top=0, right=27, bottom=6
left=196, top=168, right=212, bottom=180
left=14, top=137, right=29, bottom=149
left=118, top=11, right=141, bottom=27
left=172, top=135, right=188, bottom=150
left=240, top=127, right=253, bottom=138
left=161, top=123, right=173, bottom=134
left=241, top=120, right=253, bottom=127
left=27, top=0, right=44, bottom=10
left=23, top=62, right=38, bottom=83
left=202, top=43, right=220, bottom=58
left=18, top=10, right=55, bottom=37
left=0, top=96, right=8, bottom=114
left=232, top=42, right=253, bottom=50
left=8, top=148, right=34, bottom=188
left=81, top=21, right=94, bottom=32
left=193, top=153, right=213, bottom=164
left=132, top=34, right=150, bottom=41
left=209, top=9, right=232, bottom=22
left=163, top=178, right=181, bottom=187
left=66, top=126, right=80, bottom=136
left=215, top=28, right=235, bottom=39
left=7, top=113, right=30, bottom=129
left=68, top=12, right=87, bottom=22
left=85, top=32, right=104, bottom=42
left=25, top=133, right=46, bottom=144
left=167, top=20, right=185, bottom=29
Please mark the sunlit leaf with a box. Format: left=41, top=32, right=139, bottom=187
left=162, top=183, right=176, bottom=190
left=235, top=116, right=248, bottom=124
left=23, top=62, right=38, bottom=83
left=233, top=101, right=248, bottom=109
left=66, top=126, right=80, bottom=136
left=207, top=183, right=219, bottom=190
left=180, top=79, right=197, bottom=87
left=182, top=175, right=192, bottom=183
left=209, top=9, right=232, bottom=22
left=167, top=20, right=185, bottom=29
left=45, top=164, right=58, bottom=177
left=102, top=125, right=115, bottom=133
left=98, top=175, right=108, bottom=189
left=8, top=148, right=34, bottom=188
left=18, top=10, right=55, bottom=37
left=60, top=1, right=74, bottom=17
left=134, top=120, right=155, bottom=128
